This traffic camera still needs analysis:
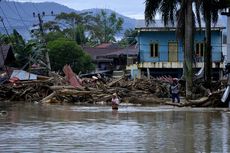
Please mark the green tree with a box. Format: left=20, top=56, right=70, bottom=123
left=0, top=33, right=11, bottom=44
left=12, top=30, right=30, bottom=67
left=2, top=30, right=37, bottom=68
left=196, top=0, right=230, bottom=87
left=47, top=38, right=94, bottom=73
left=43, top=21, right=61, bottom=32
left=89, top=10, right=123, bottom=44
left=55, top=12, right=92, bottom=44
left=44, top=31, right=66, bottom=42
left=119, top=28, right=138, bottom=47
left=75, top=24, right=87, bottom=45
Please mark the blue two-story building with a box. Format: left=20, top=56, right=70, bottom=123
left=127, top=20, right=225, bottom=79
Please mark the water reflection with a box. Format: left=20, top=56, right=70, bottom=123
left=0, top=103, right=229, bottom=152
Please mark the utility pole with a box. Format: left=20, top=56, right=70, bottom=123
left=73, top=18, right=76, bottom=41
left=33, top=11, right=54, bottom=71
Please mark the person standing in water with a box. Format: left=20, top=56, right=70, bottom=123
left=111, top=93, right=120, bottom=110
left=170, top=78, right=180, bottom=103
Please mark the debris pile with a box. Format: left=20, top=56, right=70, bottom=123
left=0, top=65, right=173, bottom=105
left=0, top=65, right=227, bottom=107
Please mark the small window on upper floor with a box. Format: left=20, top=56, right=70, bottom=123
left=195, top=42, right=205, bottom=57
left=150, top=43, right=159, bottom=57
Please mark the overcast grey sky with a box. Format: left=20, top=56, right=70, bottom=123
left=15, top=0, right=146, bottom=19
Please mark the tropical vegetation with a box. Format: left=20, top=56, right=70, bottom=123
left=0, top=10, right=129, bottom=74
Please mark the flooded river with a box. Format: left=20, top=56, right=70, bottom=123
left=0, top=103, right=230, bottom=152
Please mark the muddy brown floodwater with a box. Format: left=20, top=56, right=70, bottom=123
left=0, top=103, right=230, bottom=153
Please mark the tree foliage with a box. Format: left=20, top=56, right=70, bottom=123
left=89, top=10, right=123, bottom=44
left=54, top=12, right=92, bottom=45
left=145, top=0, right=195, bottom=99
left=44, top=31, right=66, bottom=42
left=47, top=38, right=95, bottom=73
left=43, top=21, right=61, bottom=32
left=0, top=30, right=37, bottom=67
left=119, top=28, right=138, bottom=47
left=195, top=0, right=229, bottom=87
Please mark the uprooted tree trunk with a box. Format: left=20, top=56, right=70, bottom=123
left=165, top=89, right=225, bottom=107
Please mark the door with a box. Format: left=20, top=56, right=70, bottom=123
left=168, top=42, right=178, bottom=62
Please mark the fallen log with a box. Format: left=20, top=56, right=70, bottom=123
left=165, top=97, right=209, bottom=107
left=57, top=89, right=97, bottom=96
left=15, top=78, right=53, bottom=84
left=50, top=86, right=77, bottom=90
left=107, top=77, right=123, bottom=87
left=41, top=91, right=56, bottom=103
left=165, top=91, right=224, bottom=107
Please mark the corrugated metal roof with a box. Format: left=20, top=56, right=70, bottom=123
left=135, top=19, right=225, bottom=30
left=95, top=43, right=120, bottom=49
left=84, top=45, right=138, bottom=60
left=102, top=45, right=138, bottom=57
left=84, top=47, right=121, bottom=60
left=10, top=70, right=37, bottom=80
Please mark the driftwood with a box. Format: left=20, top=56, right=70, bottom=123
left=107, top=77, right=123, bottom=87
left=165, top=89, right=225, bottom=107
left=0, top=70, right=227, bottom=107
left=165, top=97, right=209, bottom=107
left=57, top=89, right=94, bottom=96
left=50, top=86, right=76, bottom=90
left=41, top=91, right=56, bottom=103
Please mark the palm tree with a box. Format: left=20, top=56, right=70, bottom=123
left=145, top=0, right=195, bottom=99
left=195, top=0, right=230, bottom=88
left=195, top=0, right=219, bottom=88
left=184, top=0, right=194, bottom=99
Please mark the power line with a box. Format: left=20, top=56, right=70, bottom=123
left=0, top=17, right=12, bottom=40
left=4, top=17, right=35, bottom=23
left=33, top=12, right=54, bottom=70
left=13, top=1, right=31, bottom=32
left=15, top=0, right=33, bottom=18
left=4, top=0, right=19, bottom=16
left=0, top=5, right=14, bottom=30
left=30, top=0, right=40, bottom=13
left=0, top=0, right=34, bottom=33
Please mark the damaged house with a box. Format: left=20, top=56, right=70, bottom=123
left=0, top=45, right=15, bottom=70
left=127, top=20, right=225, bottom=79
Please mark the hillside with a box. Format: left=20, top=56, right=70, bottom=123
left=0, top=0, right=227, bottom=40
left=0, top=0, right=136, bottom=39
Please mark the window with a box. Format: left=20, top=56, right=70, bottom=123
left=150, top=43, right=159, bottom=57
left=195, top=42, right=205, bottom=57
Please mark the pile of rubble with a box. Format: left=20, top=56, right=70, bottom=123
left=0, top=65, right=173, bottom=105
left=0, top=65, right=227, bottom=107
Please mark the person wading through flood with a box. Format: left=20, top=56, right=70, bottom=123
left=170, top=78, right=180, bottom=103
left=111, top=93, right=120, bottom=110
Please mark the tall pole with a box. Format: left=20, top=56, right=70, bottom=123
left=73, top=18, right=76, bottom=41
left=184, top=0, right=193, bottom=99
left=37, top=13, right=51, bottom=71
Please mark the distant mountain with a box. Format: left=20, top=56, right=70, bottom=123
left=0, top=0, right=136, bottom=40
left=0, top=0, right=227, bottom=40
